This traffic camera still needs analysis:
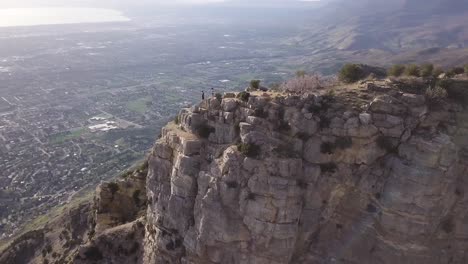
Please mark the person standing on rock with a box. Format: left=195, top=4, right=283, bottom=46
left=202, top=91, right=205, bottom=100
left=211, top=87, right=215, bottom=97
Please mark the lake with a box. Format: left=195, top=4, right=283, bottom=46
left=0, top=8, right=130, bottom=27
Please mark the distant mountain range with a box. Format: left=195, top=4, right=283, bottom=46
left=300, top=0, right=468, bottom=52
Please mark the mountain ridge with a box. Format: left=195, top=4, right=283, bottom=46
left=2, top=74, right=468, bottom=263
left=299, top=0, right=468, bottom=52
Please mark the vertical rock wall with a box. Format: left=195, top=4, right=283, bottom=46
left=143, top=83, right=468, bottom=264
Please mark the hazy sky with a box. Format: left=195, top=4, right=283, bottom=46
left=0, top=0, right=321, bottom=8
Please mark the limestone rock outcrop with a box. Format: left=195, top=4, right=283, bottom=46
left=142, top=80, right=468, bottom=264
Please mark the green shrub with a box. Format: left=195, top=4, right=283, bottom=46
left=237, top=91, right=250, bottom=102
left=296, top=70, right=306, bottom=78
left=121, top=170, right=133, bottom=179
left=388, top=64, right=406, bottom=77
left=250, top=80, right=261, bottom=90
left=196, top=124, right=215, bottom=139
left=426, top=86, right=448, bottom=101
left=339, top=64, right=364, bottom=83
left=420, top=63, right=434, bottom=77
left=442, top=80, right=468, bottom=105
left=446, top=67, right=464, bottom=78
left=404, top=64, right=420, bottom=77
left=237, top=143, right=261, bottom=158
left=452, top=67, right=464, bottom=75
left=436, top=79, right=452, bottom=89
left=215, top=93, right=223, bottom=101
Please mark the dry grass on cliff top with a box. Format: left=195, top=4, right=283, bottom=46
left=250, top=80, right=370, bottom=111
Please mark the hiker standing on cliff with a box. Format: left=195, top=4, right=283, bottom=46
left=211, top=87, right=215, bottom=97
left=202, top=91, right=205, bottom=100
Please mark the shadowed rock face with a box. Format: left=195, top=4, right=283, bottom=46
left=142, top=79, right=468, bottom=264
left=0, top=166, right=148, bottom=264
left=2, top=78, right=468, bottom=264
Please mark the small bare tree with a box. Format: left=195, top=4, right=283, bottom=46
left=281, top=73, right=336, bottom=94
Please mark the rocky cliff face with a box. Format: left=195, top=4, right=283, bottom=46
left=0, top=167, right=148, bottom=264
left=143, top=79, right=468, bottom=264
left=2, top=78, right=468, bottom=264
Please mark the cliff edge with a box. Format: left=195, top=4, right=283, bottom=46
left=142, top=79, right=468, bottom=264
left=2, top=77, right=468, bottom=264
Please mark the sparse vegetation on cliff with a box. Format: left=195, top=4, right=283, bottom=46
left=426, top=85, right=448, bottom=103
left=339, top=63, right=364, bottom=83
left=281, top=73, right=329, bottom=93
left=250, top=80, right=261, bottom=90
left=420, top=63, right=434, bottom=77
left=388, top=64, right=406, bottom=77
left=108, top=182, right=120, bottom=196
left=404, top=64, right=420, bottom=77
left=446, top=67, right=464, bottom=77
left=237, top=91, right=250, bottom=102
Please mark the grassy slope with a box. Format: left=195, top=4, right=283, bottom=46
left=0, top=188, right=94, bottom=253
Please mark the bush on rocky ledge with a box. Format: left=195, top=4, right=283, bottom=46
left=404, top=64, right=420, bottom=77
left=237, top=91, right=250, bottom=102
left=388, top=64, right=406, bottom=77
left=339, top=63, right=364, bottom=83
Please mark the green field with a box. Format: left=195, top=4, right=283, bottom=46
left=50, top=128, right=87, bottom=144
left=126, top=97, right=152, bottom=114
